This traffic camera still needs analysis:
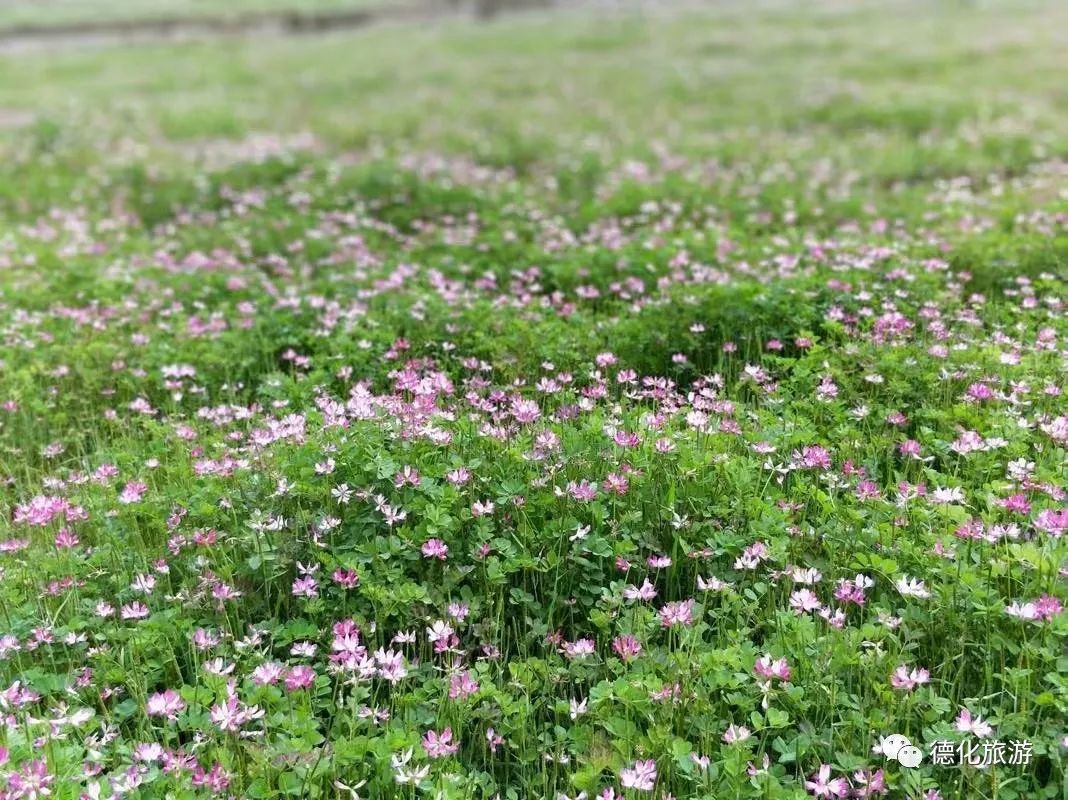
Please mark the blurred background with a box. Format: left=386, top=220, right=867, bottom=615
left=0, top=0, right=1063, bottom=218
left=0, top=0, right=626, bottom=31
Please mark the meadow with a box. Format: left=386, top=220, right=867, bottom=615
left=0, top=0, right=383, bottom=31
left=0, top=1, right=1065, bottom=798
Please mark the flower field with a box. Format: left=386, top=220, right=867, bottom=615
left=0, top=1, right=1065, bottom=798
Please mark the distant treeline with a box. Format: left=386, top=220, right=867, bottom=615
left=438, top=0, right=556, bottom=19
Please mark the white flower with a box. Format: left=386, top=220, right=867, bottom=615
left=895, top=577, right=931, bottom=599
left=569, top=697, right=588, bottom=720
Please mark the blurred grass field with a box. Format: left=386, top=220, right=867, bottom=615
left=0, top=0, right=1064, bottom=285
left=0, top=0, right=385, bottom=29
left=0, top=2, right=1065, bottom=798
left=0, top=0, right=1065, bottom=171
left=0, top=0, right=1062, bottom=328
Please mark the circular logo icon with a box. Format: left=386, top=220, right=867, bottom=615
left=897, top=744, right=924, bottom=769
left=881, top=734, right=912, bottom=761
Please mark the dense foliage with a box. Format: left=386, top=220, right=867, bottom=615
left=0, top=2, right=1065, bottom=799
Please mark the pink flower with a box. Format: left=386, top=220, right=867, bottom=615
left=374, top=648, right=409, bottom=683
left=332, top=568, right=360, bottom=589
left=567, top=480, right=599, bottom=502
left=446, top=467, right=471, bottom=485
left=291, top=575, right=319, bottom=598
left=722, top=724, right=752, bottom=744
left=470, top=500, right=495, bottom=517
left=658, top=599, right=695, bottom=627
left=121, top=602, right=150, bottom=620
left=754, top=654, right=791, bottom=681
left=210, top=689, right=263, bottom=732
left=284, top=665, right=316, bottom=691
left=146, top=689, right=186, bottom=720
left=747, top=754, right=771, bottom=776
left=119, top=481, right=148, bottom=504
left=8, top=760, right=54, bottom=799
left=855, top=480, right=882, bottom=501
left=697, top=574, right=731, bottom=592
left=603, top=472, right=630, bottom=495
left=54, top=529, right=79, bottom=549
left=805, top=764, right=850, bottom=798
left=790, top=588, right=823, bottom=614
left=562, top=638, right=596, bottom=659
left=422, top=539, right=449, bottom=559
left=394, top=465, right=421, bottom=487
left=735, top=541, right=769, bottom=570
left=620, top=759, right=657, bottom=791
left=192, top=762, right=230, bottom=793
left=423, top=727, right=459, bottom=758
left=612, top=635, right=642, bottom=662
left=14, top=495, right=87, bottom=527
left=486, top=727, right=504, bottom=753
left=1035, top=594, right=1063, bottom=619
left=834, top=576, right=870, bottom=606
left=1000, top=494, right=1031, bottom=514
left=852, top=768, right=887, bottom=797
left=448, top=670, right=479, bottom=699
left=251, top=662, right=284, bottom=686
left=623, top=579, right=657, bottom=602
left=898, top=439, right=922, bottom=458
left=954, top=708, right=994, bottom=738
left=511, top=397, right=541, bottom=423
left=890, top=665, right=930, bottom=691
left=595, top=352, right=617, bottom=367
left=1033, top=508, right=1067, bottom=536
left=134, top=742, right=165, bottom=762
left=801, top=445, right=832, bottom=470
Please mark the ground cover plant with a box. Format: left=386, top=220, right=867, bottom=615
left=0, top=1, right=1065, bottom=798
left=0, top=0, right=386, bottom=32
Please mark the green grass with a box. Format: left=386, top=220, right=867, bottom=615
left=0, top=2, right=1064, bottom=799
left=0, top=0, right=388, bottom=29
left=0, top=0, right=1064, bottom=165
